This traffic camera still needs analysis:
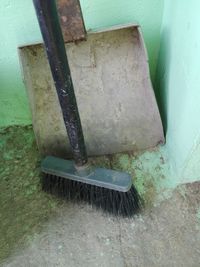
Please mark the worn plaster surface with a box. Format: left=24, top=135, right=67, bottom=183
left=156, top=0, right=200, bottom=183
left=0, top=126, right=200, bottom=266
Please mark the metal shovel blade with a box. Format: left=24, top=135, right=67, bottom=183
left=19, top=24, right=164, bottom=157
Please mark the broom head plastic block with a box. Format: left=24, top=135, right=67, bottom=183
left=41, top=156, right=132, bottom=192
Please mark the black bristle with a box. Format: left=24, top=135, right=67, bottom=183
left=42, top=173, right=142, bottom=217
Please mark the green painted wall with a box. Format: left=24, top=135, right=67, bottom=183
left=0, top=0, right=164, bottom=127
left=0, top=1, right=41, bottom=127
left=156, top=0, right=200, bottom=183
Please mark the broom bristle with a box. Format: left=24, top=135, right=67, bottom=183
left=42, top=173, right=142, bottom=217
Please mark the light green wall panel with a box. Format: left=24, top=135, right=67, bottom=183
left=156, top=0, right=200, bottom=182
left=0, top=0, right=164, bottom=127
left=0, top=1, right=41, bottom=127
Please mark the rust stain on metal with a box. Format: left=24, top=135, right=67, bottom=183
left=57, top=0, right=86, bottom=43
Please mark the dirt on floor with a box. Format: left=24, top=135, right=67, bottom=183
left=0, top=126, right=200, bottom=266
left=0, top=126, right=61, bottom=261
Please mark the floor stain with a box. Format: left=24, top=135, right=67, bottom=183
left=0, top=126, right=60, bottom=261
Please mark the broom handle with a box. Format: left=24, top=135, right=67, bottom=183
left=33, top=0, right=88, bottom=166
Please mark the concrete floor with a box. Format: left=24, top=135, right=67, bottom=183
left=1, top=127, right=200, bottom=266
left=2, top=182, right=200, bottom=267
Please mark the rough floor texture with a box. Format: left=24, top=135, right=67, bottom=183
left=2, top=183, right=200, bottom=267
left=0, top=126, right=60, bottom=261
left=0, top=126, right=200, bottom=266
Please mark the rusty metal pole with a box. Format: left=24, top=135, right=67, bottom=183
left=33, top=0, right=88, bottom=166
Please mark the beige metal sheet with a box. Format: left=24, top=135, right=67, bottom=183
left=19, top=25, right=164, bottom=158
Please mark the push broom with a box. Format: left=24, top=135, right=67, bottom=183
left=33, top=0, right=141, bottom=216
